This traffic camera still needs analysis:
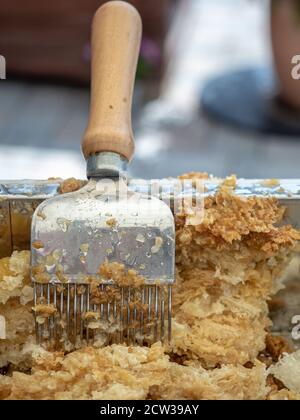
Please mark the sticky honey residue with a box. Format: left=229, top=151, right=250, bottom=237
left=178, top=172, right=210, bottom=180
left=151, top=237, right=163, bottom=254
left=37, top=211, right=46, bottom=220
left=220, top=174, right=237, bottom=189
left=99, top=258, right=144, bottom=287
left=32, top=304, right=57, bottom=317
left=31, top=265, right=51, bottom=283
left=80, top=243, right=89, bottom=253
left=106, top=218, right=117, bottom=228
left=83, top=311, right=100, bottom=321
left=32, top=241, right=44, bottom=250
left=261, top=179, right=280, bottom=188
left=58, top=178, right=86, bottom=194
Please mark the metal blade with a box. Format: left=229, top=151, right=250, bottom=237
left=31, top=178, right=175, bottom=285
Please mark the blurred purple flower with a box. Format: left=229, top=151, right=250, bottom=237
left=140, top=37, right=161, bottom=66
left=82, top=43, right=91, bottom=62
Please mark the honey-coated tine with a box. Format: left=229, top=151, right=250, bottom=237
left=32, top=283, right=173, bottom=348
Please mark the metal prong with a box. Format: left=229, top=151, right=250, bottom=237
left=161, top=288, right=165, bottom=342
left=80, top=291, right=84, bottom=341
left=139, top=286, right=146, bottom=345
left=39, top=284, right=44, bottom=342
left=127, top=287, right=131, bottom=345
left=34, top=283, right=37, bottom=306
left=47, top=284, right=51, bottom=303
left=73, top=284, right=77, bottom=344
left=32, top=282, right=174, bottom=348
left=154, top=286, right=159, bottom=342
left=33, top=283, right=39, bottom=343
left=86, top=285, right=90, bottom=344
left=60, top=286, right=64, bottom=339
left=53, top=285, right=57, bottom=343
left=147, top=286, right=152, bottom=341
left=47, top=284, right=52, bottom=342
left=66, top=284, right=70, bottom=337
left=113, top=297, right=118, bottom=343
left=107, top=291, right=111, bottom=345
left=132, top=290, right=137, bottom=344
left=168, top=285, right=172, bottom=342
left=119, top=288, right=124, bottom=344
left=100, top=284, right=104, bottom=320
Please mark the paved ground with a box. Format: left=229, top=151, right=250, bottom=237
left=0, top=0, right=299, bottom=180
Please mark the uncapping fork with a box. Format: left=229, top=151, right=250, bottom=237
left=30, top=1, right=175, bottom=348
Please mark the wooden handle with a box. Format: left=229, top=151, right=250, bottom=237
left=82, top=1, right=142, bottom=161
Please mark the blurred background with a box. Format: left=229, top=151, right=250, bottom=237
left=0, top=0, right=300, bottom=180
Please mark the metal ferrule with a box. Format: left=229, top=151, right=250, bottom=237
left=86, top=152, right=128, bottom=179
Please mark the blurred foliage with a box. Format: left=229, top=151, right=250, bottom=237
left=136, top=37, right=161, bottom=80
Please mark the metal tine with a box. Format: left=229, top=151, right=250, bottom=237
left=139, top=286, right=146, bottom=346
left=168, top=285, right=172, bottom=342
left=67, top=284, right=71, bottom=338
left=132, top=288, right=137, bottom=344
left=73, top=284, right=77, bottom=344
left=119, top=288, right=124, bottom=344
left=113, top=296, right=118, bottom=344
left=127, top=287, right=131, bottom=345
left=39, top=284, right=44, bottom=342
left=92, top=300, right=97, bottom=344
left=53, top=285, right=57, bottom=343
left=33, top=284, right=39, bottom=343
left=154, top=286, right=159, bottom=342
left=47, top=284, right=52, bottom=342
left=106, top=286, right=111, bottom=345
left=147, top=286, right=153, bottom=341
left=80, top=289, right=84, bottom=341
left=60, top=286, right=64, bottom=340
left=86, top=285, right=90, bottom=345
left=100, top=284, right=104, bottom=320
left=160, top=287, right=165, bottom=343
left=33, top=282, right=173, bottom=346
left=93, top=301, right=98, bottom=313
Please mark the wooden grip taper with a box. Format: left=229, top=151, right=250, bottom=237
left=82, top=1, right=142, bottom=161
